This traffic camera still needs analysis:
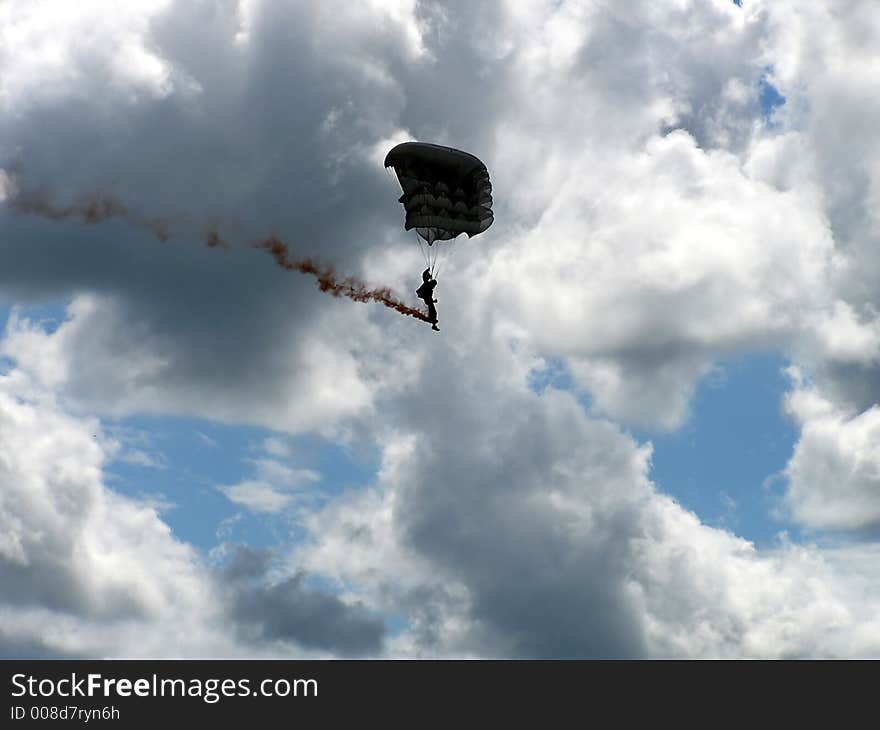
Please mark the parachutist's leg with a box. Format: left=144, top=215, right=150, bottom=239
left=427, top=301, right=439, bottom=331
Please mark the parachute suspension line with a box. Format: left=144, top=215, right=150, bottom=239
left=432, top=241, right=448, bottom=278
left=385, top=167, right=429, bottom=270
left=418, top=229, right=438, bottom=276
left=431, top=240, right=441, bottom=276
left=413, top=229, right=430, bottom=270
left=432, top=237, right=456, bottom=279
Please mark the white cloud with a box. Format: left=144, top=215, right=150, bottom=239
left=783, top=373, right=880, bottom=532
left=0, top=359, right=390, bottom=657
left=756, top=2, right=880, bottom=401
left=218, top=463, right=321, bottom=515
left=218, top=480, right=296, bottom=514
left=217, top=448, right=321, bottom=515
left=0, top=168, right=15, bottom=202
left=629, top=500, right=874, bottom=658
left=0, top=366, right=229, bottom=657
left=1, top=293, right=409, bottom=436
left=115, top=448, right=168, bottom=470
left=0, top=0, right=178, bottom=112
left=485, top=126, right=849, bottom=426
left=298, top=370, right=880, bottom=658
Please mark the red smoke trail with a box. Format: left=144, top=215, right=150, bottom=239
left=6, top=184, right=432, bottom=323
left=205, top=227, right=228, bottom=249
left=11, top=189, right=172, bottom=242
left=254, top=236, right=432, bottom=323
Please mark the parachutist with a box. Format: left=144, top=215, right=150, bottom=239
left=385, top=141, right=493, bottom=330
left=416, top=268, right=439, bottom=331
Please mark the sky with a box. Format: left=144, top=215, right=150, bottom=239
left=2, top=0, right=880, bottom=658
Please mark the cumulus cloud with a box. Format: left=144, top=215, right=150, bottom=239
left=755, top=3, right=880, bottom=399
left=0, top=292, right=398, bottom=435
left=782, top=370, right=880, bottom=533
left=3, top=0, right=880, bottom=659
left=0, top=359, right=392, bottom=657
left=479, top=0, right=872, bottom=426
left=216, top=544, right=385, bottom=655
left=298, top=344, right=880, bottom=657
left=0, top=366, right=226, bottom=657
left=217, top=455, right=321, bottom=514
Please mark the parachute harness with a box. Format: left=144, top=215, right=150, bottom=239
left=414, top=229, right=433, bottom=273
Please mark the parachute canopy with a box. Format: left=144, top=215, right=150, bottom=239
left=384, top=142, right=493, bottom=246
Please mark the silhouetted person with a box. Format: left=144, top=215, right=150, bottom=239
left=416, top=268, right=439, bottom=331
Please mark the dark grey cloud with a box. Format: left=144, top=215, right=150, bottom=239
left=219, top=545, right=385, bottom=656
left=393, top=352, right=649, bottom=657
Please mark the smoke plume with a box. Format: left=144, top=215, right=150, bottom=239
left=5, top=184, right=433, bottom=324
left=10, top=189, right=172, bottom=242
left=254, top=236, right=432, bottom=323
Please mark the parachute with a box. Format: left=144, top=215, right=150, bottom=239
left=384, top=142, right=493, bottom=272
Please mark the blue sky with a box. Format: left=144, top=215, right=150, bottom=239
left=639, top=355, right=798, bottom=547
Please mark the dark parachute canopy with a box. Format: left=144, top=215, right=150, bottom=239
left=384, top=142, right=494, bottom=247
